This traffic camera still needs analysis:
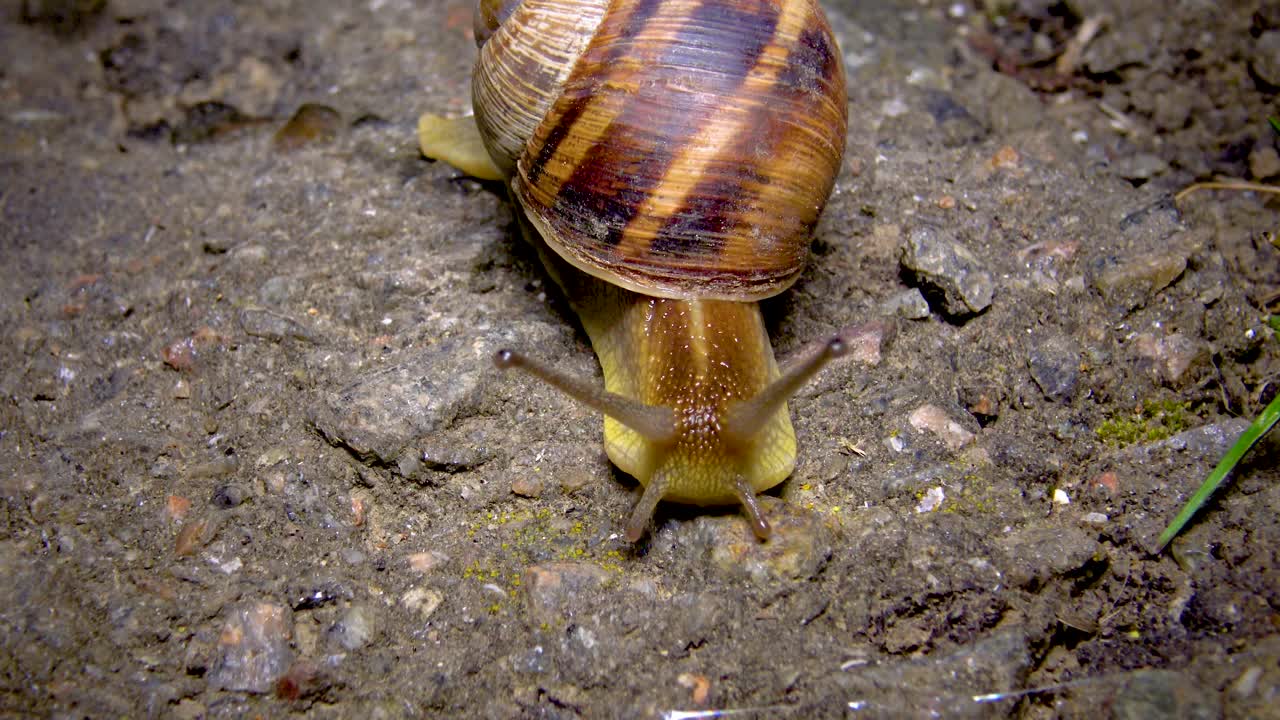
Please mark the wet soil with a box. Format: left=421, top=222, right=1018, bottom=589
left=2, top=0, right=1278, bottom=717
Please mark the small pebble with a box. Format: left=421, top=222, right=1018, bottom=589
left=209, top=602, right=294, bottom=693
left=958, top=384, right=1000, bottom=424
left=1091, top=251, right=1187, bottom=312
left=882, top=288, right=931, bottom=320
left=908, top=404, right=975, bottom=450
left=839, top=320, right=895, bottom=365
left=406, top=550, right=450, bottom=574
left=401, top=587, right=444, bottom=621
left=239, top=307, right=313, bottom=342
left=915, top=486, right=945, bottom=513
left=328, top=605, right=376, bottom=651
left=558, top=465, right=594, bottom=494
left=275, top=659, right=332, bottom=702
left=998, top=526, right=1100, bottom=590
left=1229, top=666, right=1263, bottom=699
left=273, top=104, right=343, bottom=151
left=989, top=145, right=1020, bottom=170
left=1111, top=152, right=1169, bottom=181
left=677, top=673, right=711, bottom=706
left=1133, top=332, right=1204, bottom=384
left=166, top=495, right=192, bottom=523
left=174, top=514, right=221, bottom=557
left=899, top=226, right=994, bottom=317
left=1251, top=31, right=1280, bottom=88
left=1249, top=145, right=1280, bottom=179
left=1091, top=471, right=1119, bottom=494
left=511, top=474, right=544, bottom=498
left=1027, top=334, right=1080, bottom=402
left=211, top=483, right=248, bottom=509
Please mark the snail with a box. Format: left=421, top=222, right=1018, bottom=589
left=419, top=0, right=848, bottom=541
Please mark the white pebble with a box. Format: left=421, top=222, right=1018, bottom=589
left=915, top=486, right=945, bottom=513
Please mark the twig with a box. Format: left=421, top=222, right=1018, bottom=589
left=1174, top=180, right=1280, bottom=203
left=1056, top=15, right=1109, bottom=75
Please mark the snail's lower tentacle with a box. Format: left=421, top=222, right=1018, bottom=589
left=732, top=475, right=772, bottom=541
left=625, top=473, right=670, bottom=543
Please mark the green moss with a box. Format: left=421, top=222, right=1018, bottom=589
left=1097, top=399, right=1194, bottom=448
left=462, top=560, right=501, bottom=582
left=461, top=504, right=623, bottom=586
left=940, top=472, right=999, bottom=514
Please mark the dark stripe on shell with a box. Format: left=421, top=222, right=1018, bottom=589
left=777, top=24, right=840, bottom=97
left=525, top=93, right=589, bottom=187
left=545, top=0, right=779, bottom=247
left=649, top=10, right=837, bottom=271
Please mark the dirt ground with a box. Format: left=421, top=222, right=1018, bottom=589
left=2, top=0, right=1278, bottom=717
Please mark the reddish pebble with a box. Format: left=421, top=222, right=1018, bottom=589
left=161, top=326, right=226, bottom=372
left=66, top=273, right=103, bottom=292
left=162, top=337, right=198, bottom=371
left=677, top=673, right=711, bottom=705
left=406, top=551, right=449, bottom=574
left=166, top=494, right=192, bottom=522
left=350, top=494, right=367, bottom=527
left=174, top=518, right=208, bottom=556
left=1092, top=471, right=1119, bottom=494
left=990, top=145, right=1020, bottom=169
left=275, top=660, right=328, bottom=701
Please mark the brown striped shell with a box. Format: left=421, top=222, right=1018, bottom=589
left=472, top=0, right=847, bottom=301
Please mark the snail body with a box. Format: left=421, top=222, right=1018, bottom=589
left=421, top=0, right=847, bottom=540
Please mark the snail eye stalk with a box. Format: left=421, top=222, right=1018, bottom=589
left=722, top=337, right=847, bottom=446
left=493, top=349, right=677, bottom=444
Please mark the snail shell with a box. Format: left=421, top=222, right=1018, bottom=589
left=472, top=0, right=847, bottom=301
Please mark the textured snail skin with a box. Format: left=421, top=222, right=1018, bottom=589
left=436, top=0, right=847, bottom=535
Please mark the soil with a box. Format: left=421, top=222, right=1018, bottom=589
left=2, top=0, right=1278, bottom=718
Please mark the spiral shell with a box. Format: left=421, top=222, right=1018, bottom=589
left=472, top=0, right=847, bottom=301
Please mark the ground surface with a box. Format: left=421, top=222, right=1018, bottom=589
left=2, top=0, right=1278, bottom=717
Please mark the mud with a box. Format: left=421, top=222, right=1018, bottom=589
left=1, top=0, right=1277, bottom=717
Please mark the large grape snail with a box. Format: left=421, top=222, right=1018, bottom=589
left=418, top=0, right=849, bottom=541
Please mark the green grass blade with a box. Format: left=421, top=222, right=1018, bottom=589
left=1270, top=116, right=1280, bottom=135
left=1154, top=393, right=1280, bottom=553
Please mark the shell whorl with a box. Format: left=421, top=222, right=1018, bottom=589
left=473, top=0, right=847, bottom=301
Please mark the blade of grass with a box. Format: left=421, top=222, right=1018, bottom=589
left=1269, top=116, right=1280, bottom=135
left=1153, top=393, right=1280, bottom=553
